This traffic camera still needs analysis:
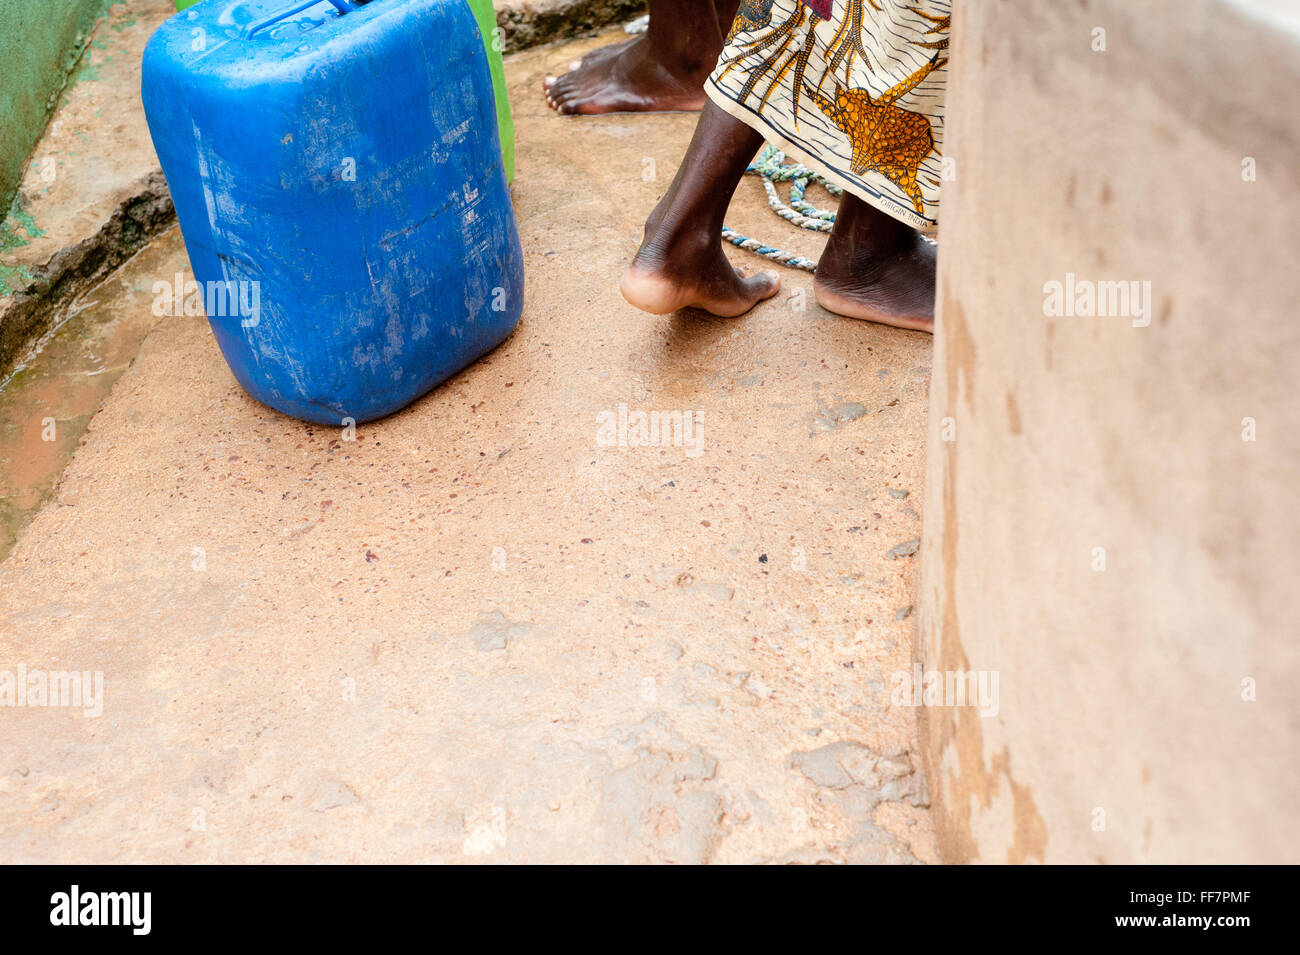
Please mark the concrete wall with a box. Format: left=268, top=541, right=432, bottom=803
left=918, top=0, right=1300, bottom=863
left=0, top=0, right=107, bottom=216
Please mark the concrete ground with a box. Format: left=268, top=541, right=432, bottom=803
left=0, top=30, right=935, bottom=864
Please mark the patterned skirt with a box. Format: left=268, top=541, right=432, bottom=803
left=706, top=0, right=950, bottom=234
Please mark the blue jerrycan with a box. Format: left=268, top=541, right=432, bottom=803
left=142, top=0, right=524, bottom=424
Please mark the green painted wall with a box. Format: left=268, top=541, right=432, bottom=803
left=0, top=0, right=108, bottom=215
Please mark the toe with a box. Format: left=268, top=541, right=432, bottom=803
left=549, top=73, right=577, bottom=98
left=571, top=82, right=630, bottom=115
left=746, top=269, right=782, bottom=300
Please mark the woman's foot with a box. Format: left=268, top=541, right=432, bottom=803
left=622, top=227, right=780, bottom=317
left=620, top=100, right=776, bottom=317
left=544, top=34, right=709, bottom=115
left=813, top=196, right=936, bottom=333
left=544, top=0, right=741, bottom=115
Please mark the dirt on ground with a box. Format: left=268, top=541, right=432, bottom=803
left=0, top=30, right=935, bottom=864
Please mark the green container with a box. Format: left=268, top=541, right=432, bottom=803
left=172, top=0, right=514, bottom=181
left=466, top=0, right=513, bottom=182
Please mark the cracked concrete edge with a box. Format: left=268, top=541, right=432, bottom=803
left=497, top=0, right=646, bottom=51
left=0, top=171, right=175, bottom=378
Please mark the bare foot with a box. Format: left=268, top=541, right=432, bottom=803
left=814, top=235, right=936, bottom=332
left=544, top=34, right=708, bottom=115
left=543, top=0, right=741, bottom=114
left=619, top=97, right=774, bottom=316
left=813, top=197, right=936, bottom=333
left=622, top=215, right=779, bottom=317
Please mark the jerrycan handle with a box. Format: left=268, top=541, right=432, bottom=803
left=244, top=0, right=367, bottom=38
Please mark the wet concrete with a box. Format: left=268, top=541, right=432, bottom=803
left=0, top=31, right=935, bottom=863
left=0, top=230, right=182, bottom=559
